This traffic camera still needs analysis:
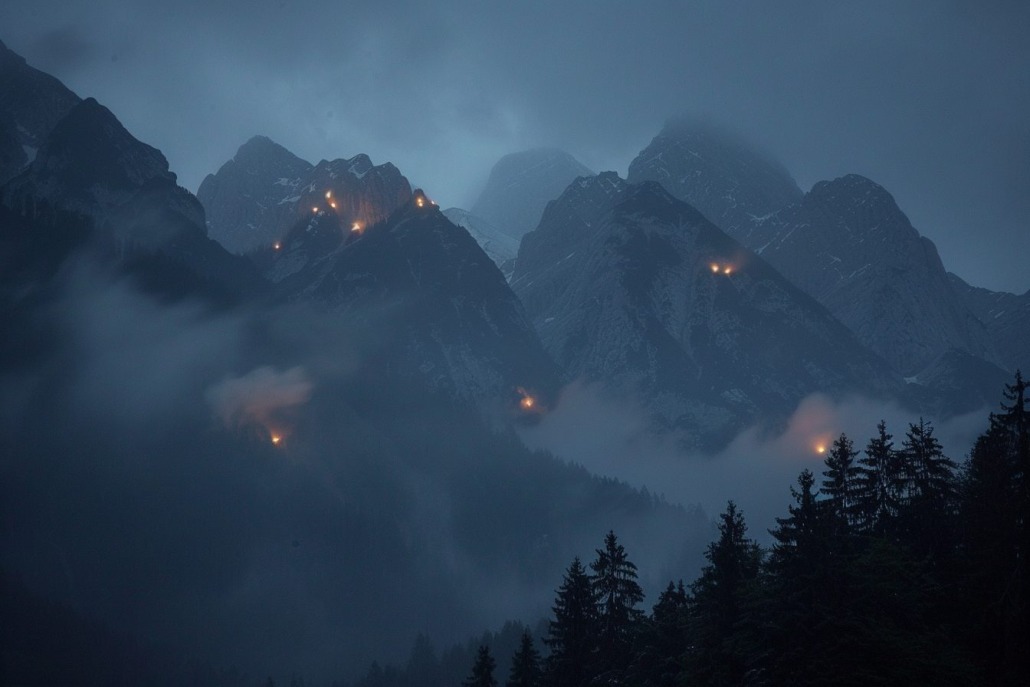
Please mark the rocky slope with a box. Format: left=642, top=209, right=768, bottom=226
left=628, top=121, right=1001, bottom=381
left=949, top=273, right=1030, bottom=375
left=511, top=172, right=900, bottom=448
left=268, top=190, right=560, bottom=404
left=753, top=175, right=999, bottom=376
left=0, top=96, right=262, bottom=298
left=441, top=207, right=519, bottom=277
left=0, top=38, right=81, bottom=185
left=198, top=137, right=411, bottom=254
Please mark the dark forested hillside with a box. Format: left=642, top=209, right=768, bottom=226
left=354, top=374, right=1030, bottom=687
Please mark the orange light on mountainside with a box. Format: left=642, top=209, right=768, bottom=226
left=516, top=387, right=541, bottom=413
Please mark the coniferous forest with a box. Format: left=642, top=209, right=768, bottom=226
left=350, top=374, right=1029, bottom=687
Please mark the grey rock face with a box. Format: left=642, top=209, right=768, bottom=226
left=949, top=273, right=1030, bottom=375
left=198, top=137, right=411, bottom=254
left=3, top=98, right=178, bottom=231
left=1, top=90, right=261, bottom=297
left=0, top=38, right=81, bottom=185
left=755, top=175, right=998, bottom=376
left=269, top=192, right=560, bottom=403
left=512, top=172, right=899, bottom=449
left=441, top=207, right=519, bottom=277
left=196, top=136, right=313, bottom=254
left=629, top=121, right=999, bottom=379
left=471, top=148, right=593, bottom=240
left=627, top=119, right=803, bottom=243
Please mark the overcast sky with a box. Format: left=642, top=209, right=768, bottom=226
left=2, top=0, right=1027, bottom=292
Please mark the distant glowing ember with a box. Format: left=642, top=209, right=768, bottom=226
left=351, top=222, right=362, bottom=233
left=516, top=386, right=539, bottom=412
left=710, top=263, right=720, bottom=273
left=271, top=433, right=283, bottom=445
left=723, top=266, right=733, bottom=275
left=273, top=242, right=281, bottom=250
left=416, top=197, right=425, bottom=208
left=330, top=201, right=337, bottom=209
left=312, top=206, right=319, bottom=213
left=815, top=443, right=827, bottom=455
left=325, top=190, right=332, bottom=199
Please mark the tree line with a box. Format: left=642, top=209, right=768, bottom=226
left=448, top=372, right=1029, bottom=687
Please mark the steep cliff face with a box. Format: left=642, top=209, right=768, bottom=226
left=1, top=96, right=262, bottom=299
left=196, top=135, right=314, bottom=254
left=0, top=38, right=81, bottom=185
left=512, top=173, right=899, bottom=448
left=197, top=137, right=411, bottom=255
left=754, top=175, right=998, bottom=376
left=3, top=98, right=176, bottom=223
left=441, top=207, right=519, bottom=277
left=472, top=148, right=594, bottom=240
left=949, top=273, right=1030, bottom=375
left=263, top=191, right=560, bottom=404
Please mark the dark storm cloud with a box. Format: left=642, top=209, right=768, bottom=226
left=1, top=0, right=1027, bottom=291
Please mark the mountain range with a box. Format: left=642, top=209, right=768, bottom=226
left=511, top=172, right=900, bottom=448
left=0, top=40, right=703, bottom=681
left=2, top=35, right=1025, bottom=683
left=628, top=119, right=1013, bottom=406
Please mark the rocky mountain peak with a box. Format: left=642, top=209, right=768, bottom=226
left=471, top=147, right=594, bottom=240
left=755, top=173, right=999, bottom=376
left=198, top=140, right=410, bottom=255
left=802, top=174, right=913, bottom=237
left=513, top=175, right=899, bottom=448
left=3, top=97, right=175, bottom=222
left=627, top=119, right=802, bottom=242
left=232, top=134, right=309, bottom=171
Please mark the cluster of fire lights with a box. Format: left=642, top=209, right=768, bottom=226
left=710, top=262, right=734, bottom=275
left=273, top=190, right=436, bottom=252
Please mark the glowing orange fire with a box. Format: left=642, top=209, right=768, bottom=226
left=330, top=201, right=337, bottom=209
left=351, top=222, right=362, bottom=233
left=325, top=190, right=332, bottom=199
left=815, top=443, right=827, bottom=455
left=710, top=263, right=720, bottom=273
left=516, top=387, right=539, bottom=412
left=271, top=433, right=283, bottom=446
left=723, top=266, right=733, bottom=275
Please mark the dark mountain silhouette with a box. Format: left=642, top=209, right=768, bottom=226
left=0, top=38, right=81, bottom=185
